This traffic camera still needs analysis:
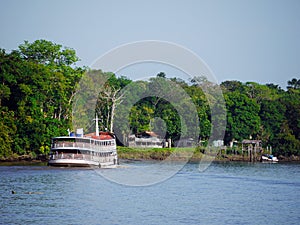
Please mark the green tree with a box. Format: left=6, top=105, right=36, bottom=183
left=273, top=122, right=300, bottom=156
left=224, top=91, right=261, bottom=144
left=287, top=78, right=300, bottom=89
left=0, top=40, right=84, bottom=156
left=185, top=84, right=211, bottom=139
left=221, top=80, right=244, bottom=93
left=259, top=99, right=286, bottom=144
left=284, top=89, right=300, bottom=140
left=0, top=110, right=16, bottom=157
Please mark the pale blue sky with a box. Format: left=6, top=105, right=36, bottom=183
left=0, top=0, right=299, bottom=88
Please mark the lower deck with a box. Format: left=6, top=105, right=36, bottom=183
left=49, top=150, right=118, bottom=167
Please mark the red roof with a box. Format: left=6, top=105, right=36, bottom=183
left=136, top=131, right=158, bottom=137
left=85, top=132, right=114, bottom=140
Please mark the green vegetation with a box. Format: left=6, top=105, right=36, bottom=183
left=0, top=40, right=85, bottom=158
left=117, top=147, right=251, bottom=162
left=117, top=146, right=204, bottom=161
left=222, top=81, right=300, bottom=156
left=0, top=40, right=299, bottom=159
left=117, top=146, right=173, bottom=160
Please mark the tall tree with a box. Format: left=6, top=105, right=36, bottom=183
left=224, top=91, right=260, bottom=144
left=259, top=99, right=286, bottom=144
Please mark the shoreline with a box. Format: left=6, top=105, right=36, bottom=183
left=1, top=147, right=299, bottom=164
left=116, top=147, right=300, bottom=162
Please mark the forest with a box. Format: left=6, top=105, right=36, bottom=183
left=0, top=40, right=299, bottom=159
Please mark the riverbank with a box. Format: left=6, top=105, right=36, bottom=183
left=1, top=147, right=299, bottom=163
left=0, top=154, right=48, bottom=164
left=117, top=147, right=300, bottom=162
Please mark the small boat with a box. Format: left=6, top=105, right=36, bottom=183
left=48, top=116, right=118, bottom=167
left=261, top=154, right=279, bottom=163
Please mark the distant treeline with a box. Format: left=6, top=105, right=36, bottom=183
left=0, top=40, right=299, bottom=158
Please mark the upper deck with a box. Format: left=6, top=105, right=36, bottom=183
left=51, top=136, right=116, bottom=153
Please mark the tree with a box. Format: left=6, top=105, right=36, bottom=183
left=287, top=78, right=300, bottom=89
left=18, top=39, right=79, bottom=66
left=273, top=122, right=300, bottom=156
left=96, top=73, right=131, bottom=132
left=0, top=110, right=16, bottom=157
left=0, top=40, right=84, bottom=156
left=284, top=89, right=300, bottom=140
left=156, top=72, right=166, bottom=78
left=221, top=80, right=244, bottom=93
left=185, top=84, right=211, bottom=139
left=266, top=83, right=284, bottom=93
left=224, top=91, right=261, bottom=144
left=244, top=82, right=279, bottom=103
left=17, top=39, right=84, bottom=121
left=259, top=99, right=286, bottom=144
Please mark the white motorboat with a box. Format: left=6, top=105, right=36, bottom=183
left=261, top=154, right=279, bottom=163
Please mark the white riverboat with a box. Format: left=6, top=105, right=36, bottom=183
left=48, top=117, right=118, bottom=167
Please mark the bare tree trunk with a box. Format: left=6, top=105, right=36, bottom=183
left=110, top=100, right=116, bottom=132
left=58, top=103, right=62, bottom=120
left=98, top=86, right=126, bottom=133
left=106, top=108, right=110, bottom=131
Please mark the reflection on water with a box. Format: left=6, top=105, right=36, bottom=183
left=0, top=162, right=299, bottom=225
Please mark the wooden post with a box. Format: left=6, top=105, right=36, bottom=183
left=253, top=144, right=256, bottom=162
left=248, top=145, right=250, bottom=162
left=242, top=143, right=245, bottom=160
left=249, top=145, right=253, bottom=162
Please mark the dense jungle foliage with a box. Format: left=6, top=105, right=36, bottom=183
left=0, top=40, right=299, bottom=158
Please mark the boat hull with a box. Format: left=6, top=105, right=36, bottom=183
left=48, top=158, right=117, bottom=167
left=48, top=159, right=99, bottom=167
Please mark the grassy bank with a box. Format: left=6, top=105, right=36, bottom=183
left=117, top=146, right=300, bottom=162
left=117, top=146, right=172, bottom=160
left=117, top=146, right=243, bottom=162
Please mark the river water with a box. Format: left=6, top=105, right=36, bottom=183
left=0, top=161, right=299, bottom=225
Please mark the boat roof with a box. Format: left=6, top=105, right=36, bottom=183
left=85, top=131, right=115, bottom=140
left=52, top=135, right=114, bottom=141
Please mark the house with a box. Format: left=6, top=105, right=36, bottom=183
left=213, top=140, right=224, bottom=147
left=128, top=131, right=164, bottom=148
left=174, top=138, right=195, bottom=147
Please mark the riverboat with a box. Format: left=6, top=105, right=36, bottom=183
left=48, top=116, right=118, bottom=167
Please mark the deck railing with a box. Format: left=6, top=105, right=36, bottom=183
left=52, top=141, right=116, bottom=151
left=50, top=153, right=116, bottom=162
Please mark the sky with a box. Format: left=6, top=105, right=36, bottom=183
left=0, top=0, right=299, bottom=88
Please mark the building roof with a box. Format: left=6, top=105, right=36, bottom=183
left=136, top=131, right=159, bottom=137
left=242, top=139, right=261, bottom=144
